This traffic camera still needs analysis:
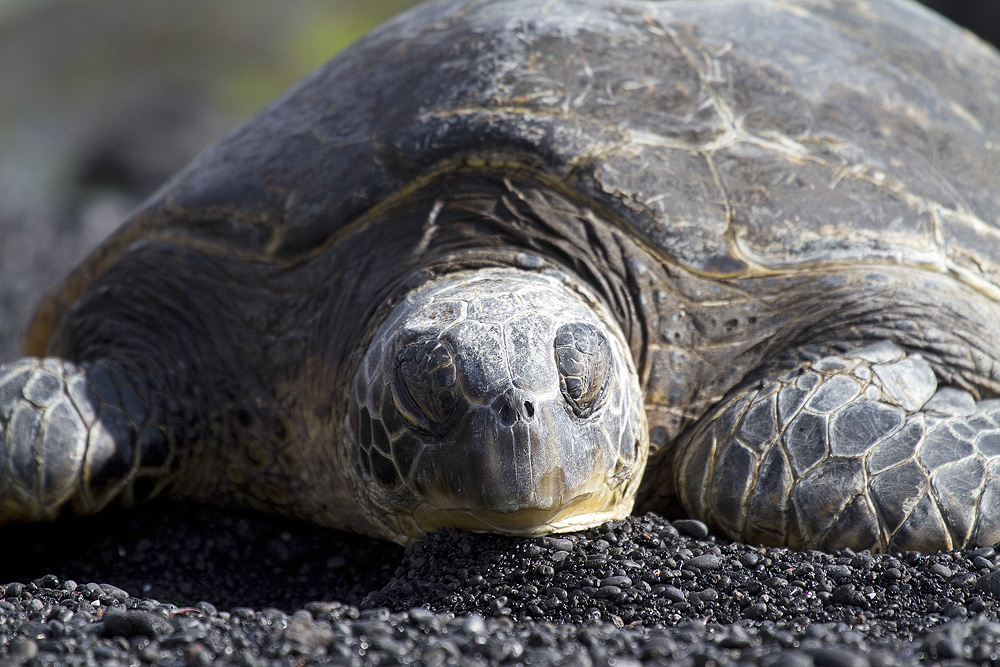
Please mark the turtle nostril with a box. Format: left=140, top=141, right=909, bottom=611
left=492, top=394, right=536, bottom=425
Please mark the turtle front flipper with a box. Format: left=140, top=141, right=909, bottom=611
left=673, top=341, right=1000, bottom=553
left=0, top=356, right=183, bottom=522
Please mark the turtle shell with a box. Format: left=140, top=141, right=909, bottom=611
left=26, top=0, right=1000, bottom=353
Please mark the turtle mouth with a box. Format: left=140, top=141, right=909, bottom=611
left=370, top=398, right=644, bottom=543
left=358, top=396, right=645, bottom=544
left=407, top=486, right=634, bottom=540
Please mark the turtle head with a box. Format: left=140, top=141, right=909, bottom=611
left=349, top=268, right=648, bottom=543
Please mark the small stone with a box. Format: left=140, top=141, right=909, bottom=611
left=768, top=650, right=814, bottom=667
left=19, top=621, right=48, bottom=639
left=662, top=586, right=686, bottom=603
left=286, top=610, right=333, bottom=648
left=408, top=607, right=437, bottom=627
left=973, top=556, right=994, bottom=570
left=101, top=610, right=170, bottom=639
left=7, top=636, right=38, bottom=663
left=359, top=607, right=390, bottom=621
left=195, top=601, right=218, bottom=616
left=98, top=584, right=130, bottom=600
left=695, top=588, right=718, bottom=601
left=683, top=554, right=721, bottom=571
left=811, top=646, right=871, bottom=667
left=536, top=564, right=555, bottom=578
left=462, top=613, right=486, bottom=635
left=832, top=585, right=866, bottom=607
left=929, top=563, right=953, bottom=578
left=976, top=570, right=1000, bottom=597
left=543, top=537, right=575, bottom=552
left=672, top=519, right=710, bottom=539
left=600, top=576, right=632, bottom=587
left=933, top=637, right=965, bottom=659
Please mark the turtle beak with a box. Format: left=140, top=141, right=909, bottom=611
left=405, top=391, right=638, bottom=537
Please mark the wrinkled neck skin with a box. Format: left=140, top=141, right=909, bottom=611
left=315, top=170, right=1000, bottom=542
left=323, top=169, right=827, bottom=542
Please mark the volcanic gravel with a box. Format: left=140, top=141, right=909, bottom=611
left=2, top=504, right=1000, bottom=665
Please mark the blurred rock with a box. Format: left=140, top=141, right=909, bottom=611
left=0, top=0, right=416, bottom=358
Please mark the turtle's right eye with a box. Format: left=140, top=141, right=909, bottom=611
left=392, top=338, right=458, bottom=433
left=554, top=322, right=614, bottom=418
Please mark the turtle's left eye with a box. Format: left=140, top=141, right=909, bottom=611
left=554, top=322, right=614, bottom=418
left=393, top=337, right=458, bottom=433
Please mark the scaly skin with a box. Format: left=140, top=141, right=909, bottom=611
left=674, top=342, right=1000, bottom=552
left=0, top=357, right=184, bottom=520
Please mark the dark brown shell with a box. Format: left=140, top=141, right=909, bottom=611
left=27, top=0, right=1000, bottom=353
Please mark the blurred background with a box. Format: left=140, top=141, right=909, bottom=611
left=0, top=0, right=996, bottom=358
left=0, top=0, right=420, bottom=357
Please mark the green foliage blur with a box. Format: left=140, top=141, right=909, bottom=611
left=215, top=0, right=421, bottom=116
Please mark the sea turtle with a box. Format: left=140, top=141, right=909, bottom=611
left=2, top=0, right=1000, bottom=554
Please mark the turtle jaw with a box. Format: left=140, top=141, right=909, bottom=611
left=376, top=413, right=646, bottom=544
left=408, top=490, right=636, bottom=540
left=378, top=391, right=647, bottom=538
left=395, top=397, right=647, bottom=542
left=355, top=383, right=649, bottom=545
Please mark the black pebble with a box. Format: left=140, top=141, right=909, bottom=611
left=101, top=609, right=170, bottom=639
left=672, top=519, right=710, bottom=539
left=811, top=646, right=870, bottom=667
left=976, top=570, right=1000, bottom=597
left=684, top=554, right=721, bottom=571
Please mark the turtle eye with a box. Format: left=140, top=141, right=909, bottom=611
left=393, top=338, right=458, bottom=433
left=554, top=322, right=614, bottom=418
